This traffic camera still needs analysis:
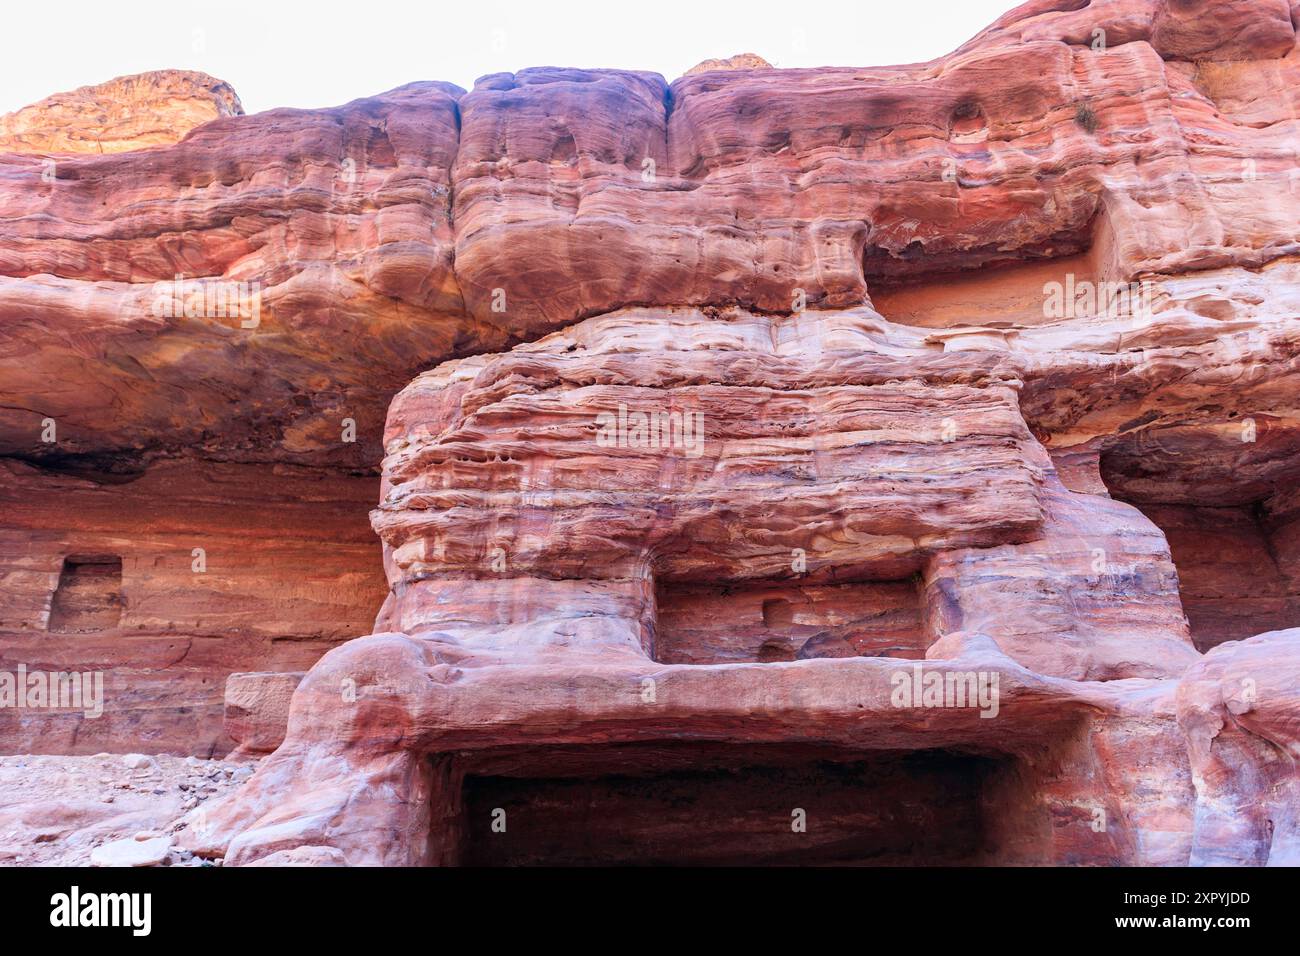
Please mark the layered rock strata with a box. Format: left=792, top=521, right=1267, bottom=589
left=1, top=0, right=1298, bottom=866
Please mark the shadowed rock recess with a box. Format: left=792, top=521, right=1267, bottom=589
left=1, top=0, right=1299, bottom=866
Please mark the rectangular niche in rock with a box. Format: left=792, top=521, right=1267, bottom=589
left=47, top=555, right=124, bottom=633
left=653, top=577, right=926, bottom=664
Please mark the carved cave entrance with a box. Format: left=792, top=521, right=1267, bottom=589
left=456, top=745, right=1021, bottom=866
left=436, top=576, right=994, bottom=866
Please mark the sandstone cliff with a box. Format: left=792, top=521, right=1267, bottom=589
left=1, top=0, right=1298, bottom=867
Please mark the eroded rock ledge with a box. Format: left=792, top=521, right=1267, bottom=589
left=2, top=0, right=1298, bottom=467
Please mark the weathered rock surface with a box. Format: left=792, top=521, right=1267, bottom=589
left=4, top=0, right=1299, bottom=468
left=0, top=79, right=467, bottom=469
left=684, top=53, right=773, bottom=75
left=1176, top=628, right=1300, bottom=865
left=223, top=672, right=304, bottom=757
left=0, top=70, right=243, bottom=155
left=2, top=0, right=1300, bottom=866
left=0, top=459, right=384, bottom=755
left=90, top=834, right=172, bottom=867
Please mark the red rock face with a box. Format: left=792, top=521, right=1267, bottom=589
left=0, top=460, right=384, bottom=755
left=3, top=0, right=1300, bottom=866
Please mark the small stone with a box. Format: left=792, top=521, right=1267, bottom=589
left=90, top=836, right=171, bottom=867
left=121, top=753, right=156, bottom=771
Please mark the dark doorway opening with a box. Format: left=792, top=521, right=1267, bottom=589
left=462, top=749, right=1006, bottom=866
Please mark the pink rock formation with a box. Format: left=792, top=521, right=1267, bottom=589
left=1, top=0, right=1299, bottom=866
left=1176, top=628, right=1300, bottom=865
left=0, top=79, right=466, bottom=469
left=223, top=672, right=304, bottom=758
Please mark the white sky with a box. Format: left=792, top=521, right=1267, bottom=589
left=2, top=0, right=1015, bottom=116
